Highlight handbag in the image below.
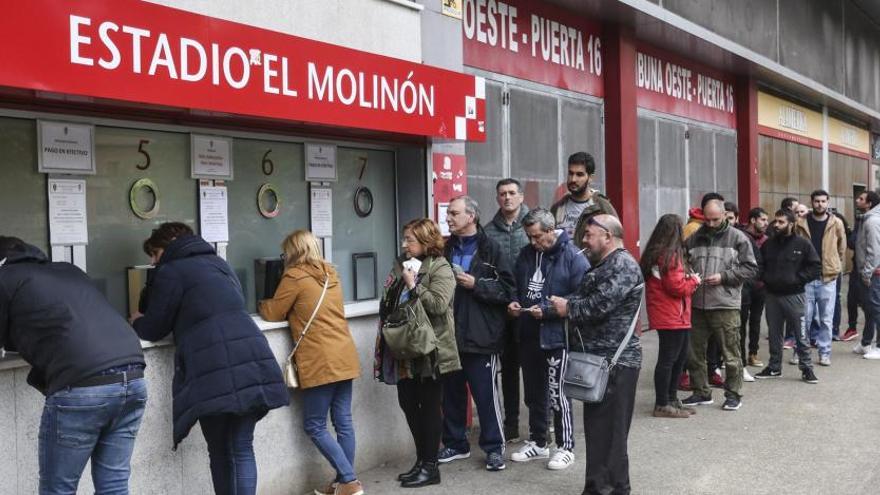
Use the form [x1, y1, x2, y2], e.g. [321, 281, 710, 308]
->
[563, 284, 644, 403]
[380, 259, 438, 360]
[283, 275, 330, 389]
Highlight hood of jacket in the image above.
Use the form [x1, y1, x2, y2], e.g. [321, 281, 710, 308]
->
[0, 240, 48, 265]
[687, 207, 705, 222]
[159, 234, 215, 264]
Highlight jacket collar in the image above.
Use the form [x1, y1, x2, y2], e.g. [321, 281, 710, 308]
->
[491, 204, 529, 231]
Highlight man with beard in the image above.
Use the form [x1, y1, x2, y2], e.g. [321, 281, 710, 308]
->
[508, 208, 587, 471]
[548, 214, 643, 495]
[739, 208, 769, 369]
[484, 178, 530, 442]
[754, 210, 821, 383]
[550, 152, 617, 248]
[682, 200, 758, 411]
[850, 191, 880, 355]
[795, 190, 846, 366]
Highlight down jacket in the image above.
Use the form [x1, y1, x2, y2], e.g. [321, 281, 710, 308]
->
[483, 205, 530, 269]
[685, 221, 758, 310]
[645, 256, 700, 330]
[259, 262, 360, 389]
[133, 235, 288, 446]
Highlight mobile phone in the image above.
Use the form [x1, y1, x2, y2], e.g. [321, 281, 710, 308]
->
[451, 263, 465, 276]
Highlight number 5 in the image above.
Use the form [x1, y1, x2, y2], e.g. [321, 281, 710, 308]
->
[136, 139, 151, 170]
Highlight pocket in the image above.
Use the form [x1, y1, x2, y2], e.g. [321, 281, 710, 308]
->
[55, 402, 109, 448]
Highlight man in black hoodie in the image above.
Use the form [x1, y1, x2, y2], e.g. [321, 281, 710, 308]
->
[0, 236, 146, 493]
[754, 211, 821, 383]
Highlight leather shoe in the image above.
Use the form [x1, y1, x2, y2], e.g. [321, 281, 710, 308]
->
[397, 460, 422, 482]
[400, 461, 440, 488]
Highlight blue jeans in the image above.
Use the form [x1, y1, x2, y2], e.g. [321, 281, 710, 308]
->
[200, 413, 261, 495]
[39, 377, 148, 495]
[302, 380, 357, 483]
[805, 279, 836, 358]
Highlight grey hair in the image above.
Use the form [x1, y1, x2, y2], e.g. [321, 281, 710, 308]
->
[522, 208, 556, 232]
[451, 195, 480, 225]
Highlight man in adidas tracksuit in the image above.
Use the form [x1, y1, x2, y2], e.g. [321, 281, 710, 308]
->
[508, 208, 588, 471]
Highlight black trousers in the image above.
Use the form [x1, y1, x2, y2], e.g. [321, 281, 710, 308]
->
[740, 289, 765, 363]
[520, 340, 575, 450]
[583, 366, 639, 495]
[397, 377, 443, 463]
[653, 330, 689, 407]
[501, 319, 520, 430]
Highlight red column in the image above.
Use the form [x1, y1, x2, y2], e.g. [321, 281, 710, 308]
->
[735, 76, 759, 211]
[603, 25, 639, 253]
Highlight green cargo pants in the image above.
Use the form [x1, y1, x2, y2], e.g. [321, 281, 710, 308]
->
[688, 308, 743, 399]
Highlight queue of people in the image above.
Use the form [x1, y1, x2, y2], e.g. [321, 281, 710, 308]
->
[5, 149, 880, 495]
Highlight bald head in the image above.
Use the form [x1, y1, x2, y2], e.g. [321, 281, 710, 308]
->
[593, 214, 624, 240]
[582, 213, 624, 263]
[703, 199, 725, 229]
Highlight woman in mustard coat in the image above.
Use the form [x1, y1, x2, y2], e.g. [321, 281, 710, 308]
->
[259, 230, 363, 495]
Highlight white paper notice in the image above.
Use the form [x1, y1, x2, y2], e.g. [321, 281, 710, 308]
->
[310, 186, 333, 237]
[305, 143, 337, 182]
[199, 185, 229, 243]
[48, 179, 89, 245]
[38, 121, 95, 174]
[191, 135, 233, 179]
[437, 202, 450, 237]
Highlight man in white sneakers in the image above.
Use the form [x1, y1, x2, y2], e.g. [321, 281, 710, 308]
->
[508, 208, 588, 470]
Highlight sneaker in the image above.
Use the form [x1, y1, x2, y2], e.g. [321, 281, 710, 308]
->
[801, 368, 818, 384]
[754, 367, 781, 379]
[314, 482, 337, 495]
[335, 480, 364, 495]
[438, 447, 471, 464]
[818, 355, 831, 366]
[547, 449, 575, 470]
[789, 354, 799, 365]
[853, 343, 872, 355]
[864, 347, 880, 360]
[842, 328, 859, 341]
[653, 405, 690, 418]
[486, 452, 506, 471]
[742, 368, 755, 382]
[682, 394, 714, 406]
[670, 399, 697, 415]
[709, 371, 724, 388]
[677, 372, 691, 391]
[783, 338, 795, 349]
[504, 424, 520, 443]
[747, 354, 764, 367]
[832, 334, 842, 342]
[722, 397, 742, 411]
[510, 441, 550, 462]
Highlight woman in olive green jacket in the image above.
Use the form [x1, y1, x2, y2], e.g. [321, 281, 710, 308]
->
[374, 218, 460, 488]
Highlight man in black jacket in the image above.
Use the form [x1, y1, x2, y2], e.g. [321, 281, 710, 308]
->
[754, 211, 821, 383]
[0, 236, 147, 493]
[440, 196, 515, 472]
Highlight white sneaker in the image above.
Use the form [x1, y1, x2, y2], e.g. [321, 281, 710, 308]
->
[853, 343, 872, 355]
[510, 441, 550, 462]
[547, 449, 575, 470]
[788, 354, 799, 365]
[742, 368, 755, 382]
[864, 347, 880, 360]
[818, 355, 831, 366]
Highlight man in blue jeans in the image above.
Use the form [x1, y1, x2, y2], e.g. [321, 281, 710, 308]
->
[0, 236, 147, 494]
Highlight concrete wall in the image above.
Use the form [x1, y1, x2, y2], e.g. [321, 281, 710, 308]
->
[0, 316, 414, 495]
[144, 0, 423, 62]
[660, 0, 880, 114]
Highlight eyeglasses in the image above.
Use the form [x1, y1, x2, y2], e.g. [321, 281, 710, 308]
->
[587, 216, 612, 234]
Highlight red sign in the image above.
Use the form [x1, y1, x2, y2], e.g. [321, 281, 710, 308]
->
[432, 152, 467, 204]
[0, 0, 486, 141]
[461, 0, 604, 96]
[635, 45, 737, 128]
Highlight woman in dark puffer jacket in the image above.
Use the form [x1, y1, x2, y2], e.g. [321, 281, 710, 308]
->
[132, 222, 288, 495]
